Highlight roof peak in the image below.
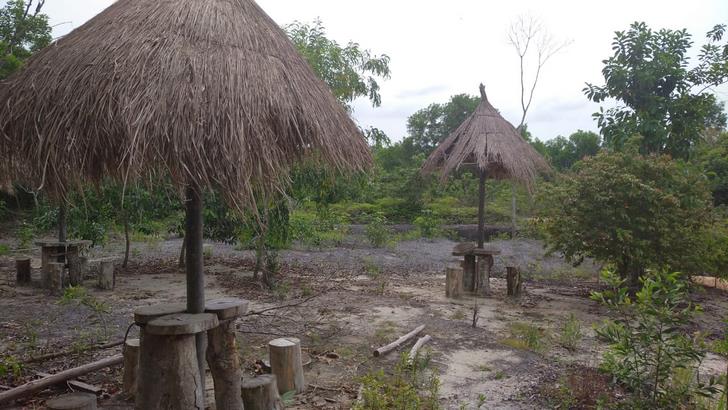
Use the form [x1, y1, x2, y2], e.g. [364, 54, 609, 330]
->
[479, 83, 488, 102]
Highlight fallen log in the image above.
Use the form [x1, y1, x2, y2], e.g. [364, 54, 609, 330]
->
[35, 372, 102, 395]
[407, 335, 432, 364]
[23, 340, 123, 364]
[0, 354, 122, 404]
[373, 325, 425, 357]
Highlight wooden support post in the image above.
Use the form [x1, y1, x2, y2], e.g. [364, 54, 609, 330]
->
[46, 392, 97, 410]
[506, 266, 522, 297]
[68, 254, 87, 286]
[462, 254, 476, 291]
[446, 266, 463, 299]
[123, 338, 140, 398]
[241, 375, 283, 410]
[269, 337, 305, 394]
[15, 258, 31, 285]
[46, 262, 64, 293]
[205, 298, 248, 410]
[135, 313, 218, 410]
[98, 261, 114, 290]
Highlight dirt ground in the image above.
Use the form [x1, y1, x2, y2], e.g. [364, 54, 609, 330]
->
[0, 233, 726, 409]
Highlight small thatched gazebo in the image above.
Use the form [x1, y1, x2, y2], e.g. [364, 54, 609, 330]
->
[422, 84, 549, 248]
[0, 0, 371, 399]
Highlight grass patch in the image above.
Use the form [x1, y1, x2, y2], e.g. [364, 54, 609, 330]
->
[450, 309, 466, 321]
[374, 321, 398, 344]
[558, 314, 583, 351]
[0, 244, 9, 256]
[500, 322, 548, 353]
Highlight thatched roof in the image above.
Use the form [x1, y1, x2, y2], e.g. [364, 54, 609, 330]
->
[421, 84, 549, 188]
[0, 0, 371, 207]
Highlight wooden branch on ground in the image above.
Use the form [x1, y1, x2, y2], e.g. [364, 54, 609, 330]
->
[0, 354, 122, 404]
[243, 293, 322, 317]
[23, 340, 123, 364]
[407, 335, 432, 364]
[373, 325, 425, 357]
[35, 372, 101, 395]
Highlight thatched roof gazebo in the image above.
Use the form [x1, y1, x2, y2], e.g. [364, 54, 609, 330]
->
[422, 84, 549, 248]
[0, 0, 371, 395]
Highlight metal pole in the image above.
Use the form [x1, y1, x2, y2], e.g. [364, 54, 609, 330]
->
[477, 169, 486, 248]
[185, 185, 206, 382]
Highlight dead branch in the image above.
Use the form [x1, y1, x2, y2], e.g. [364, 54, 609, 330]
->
[22, 339, 124, 364]
[373, 325, 425, 357]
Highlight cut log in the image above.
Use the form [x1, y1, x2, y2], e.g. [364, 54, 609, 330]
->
[136, 313, 218, 410]
[269, 337, 305, 394]
[205, 299, 248, 410]
[68, 255, 87, 286]
[408, 335, 432, 364]
[35, 372, 101, 395]
[97, 261, 114, 290]
[46, 262, 65, 293]
[46, 392, 98, 409]
[0, 354, 122, 404]
[373, 325, 425, 357]
[445, 266, 463, 299]
[15, 258, 31, 285]
[122, 338, 140, 398]
[506, 266, 522, 297]
[241, 374, 283, 410]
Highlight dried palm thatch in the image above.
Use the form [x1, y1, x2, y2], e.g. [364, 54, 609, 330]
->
[0, 0, 371, 207]
[421, 84, 549, 189]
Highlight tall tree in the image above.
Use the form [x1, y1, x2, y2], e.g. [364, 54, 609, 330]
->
[0, 0, 51, 79]
[507, 15, 569, 234]
[584, 22, 728, 160]
[285, 19, 391, 110]
[406, 94, 480, 154]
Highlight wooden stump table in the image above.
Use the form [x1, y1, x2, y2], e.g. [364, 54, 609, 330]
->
[452, 243, 500, 295]
[135, 313, 219, 410]
[205, 298, 249, 410]
[36, 240, 91, 288]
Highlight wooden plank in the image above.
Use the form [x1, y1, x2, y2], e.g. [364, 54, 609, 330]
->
[35, 372, 102, 395]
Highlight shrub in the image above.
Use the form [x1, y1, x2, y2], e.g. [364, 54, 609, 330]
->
[365, 213, 391, 248]
[413, 210, 442, 238]
[538, 150, 713, 288]
[558, 314, 583, 351]
[592, 269, 719, 407]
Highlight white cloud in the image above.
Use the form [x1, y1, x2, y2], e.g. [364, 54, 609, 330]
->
[45, 0, 728, 141]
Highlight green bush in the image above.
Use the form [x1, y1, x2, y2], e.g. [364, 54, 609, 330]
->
[365, 213, 391, 248]
[592, 269, 719, 407]
[538, 150, 714, 288]
[289, 208, 347, 248]
[413, 210, 442, 238]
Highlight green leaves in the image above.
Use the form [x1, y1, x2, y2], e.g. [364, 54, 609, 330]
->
[0, 0, 52, 79]
[584, 21, 728, 159]
[285, 19, 390, 110]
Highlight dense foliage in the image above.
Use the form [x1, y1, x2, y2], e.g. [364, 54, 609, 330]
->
[0, 0, 51, 79]
[584, 22, 728, 159]
[538, 148, 715, 287]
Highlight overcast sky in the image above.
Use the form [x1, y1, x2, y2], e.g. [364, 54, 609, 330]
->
[43, 0, 728, 142]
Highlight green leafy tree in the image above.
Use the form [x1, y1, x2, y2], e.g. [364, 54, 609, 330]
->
[693, 131, 728, 206]
[406, 94, 480, 154]
[584, 22, 728, 159]
[540, 130, 601, 170]
[0, 0, 51, 79]
[538, 147, 713, 288]
[285, 19, 390, 109]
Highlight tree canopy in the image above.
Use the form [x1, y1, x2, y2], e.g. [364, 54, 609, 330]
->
[584, 22, 728, 159]
[0, 0, 51, 79]
[406, 94, 480, 155]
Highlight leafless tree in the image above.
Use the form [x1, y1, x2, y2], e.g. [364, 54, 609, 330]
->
[506, 15, 570, 235]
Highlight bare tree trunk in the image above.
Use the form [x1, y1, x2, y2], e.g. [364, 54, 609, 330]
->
[122, 213, 130, 268]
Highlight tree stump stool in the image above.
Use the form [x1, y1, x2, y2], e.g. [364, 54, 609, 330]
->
[15, 257, 31, 285]
[506, 266, 522, 297]
[123, 338, 140, 398]
[68, 254, 87, 286]
[242, 374, 283, 410]
[43, 262, 65, 293]
[135, 313, 219, 410]
[445, 266, 463, 298]
[269, 337, 305, 394]
[204, 298, 249, 410]
[98, 260, 115, 290]
[46, 392, 98, 409]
